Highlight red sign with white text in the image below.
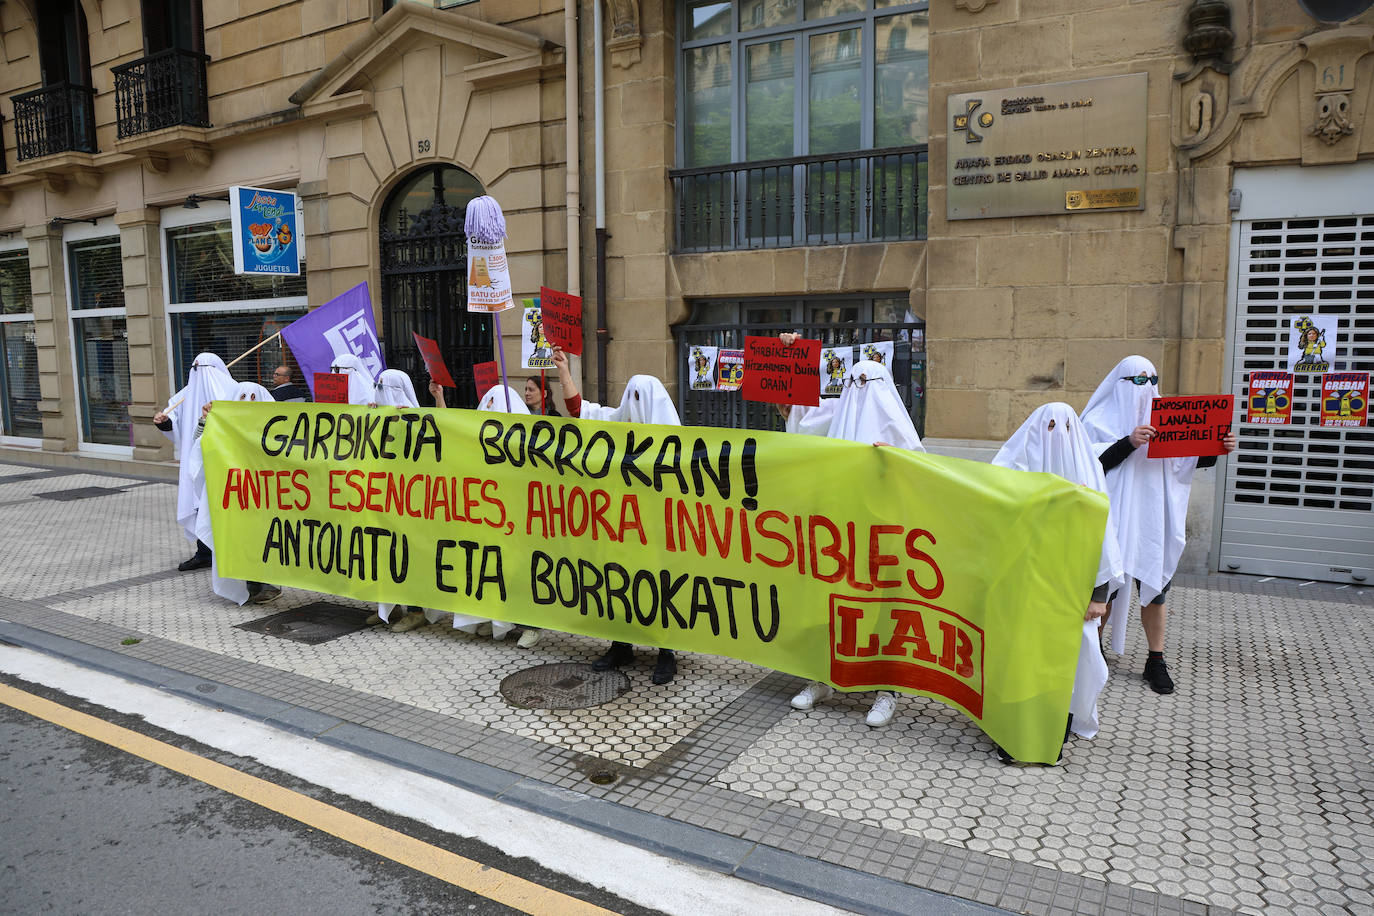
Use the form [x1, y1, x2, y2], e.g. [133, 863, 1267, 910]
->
[539, 286, 584, 355]
[412, 332, 455, 388]
[1147, 395, 1234, 458]
[1320, 372, 1369, 428]
[742, 336, 821, 406]
[313, 372, 349, 404]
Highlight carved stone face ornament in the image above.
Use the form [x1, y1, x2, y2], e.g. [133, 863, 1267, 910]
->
[1312, 92, 1355, 145]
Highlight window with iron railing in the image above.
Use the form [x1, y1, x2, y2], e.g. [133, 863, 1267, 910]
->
[675, 0, 928, 251]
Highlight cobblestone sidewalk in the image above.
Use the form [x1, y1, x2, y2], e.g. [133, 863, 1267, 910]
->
[1, 460, 1370, 916]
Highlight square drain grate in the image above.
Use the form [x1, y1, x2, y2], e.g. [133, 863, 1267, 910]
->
[35, 486, 126, 501]
[235, 602, 370, 645]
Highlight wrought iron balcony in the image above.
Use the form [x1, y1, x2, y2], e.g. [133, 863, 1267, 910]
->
[670, 146, 927, 252]
[10, 82, 97, 161]
[113, 48, 210, 139]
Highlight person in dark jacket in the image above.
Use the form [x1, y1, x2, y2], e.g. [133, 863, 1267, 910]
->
[269, 366, 310, 402]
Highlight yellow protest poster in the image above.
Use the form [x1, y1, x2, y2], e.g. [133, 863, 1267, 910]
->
[202, 403, 1107, 763]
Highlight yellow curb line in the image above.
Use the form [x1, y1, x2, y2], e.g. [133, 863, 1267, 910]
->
[0, 682, 620, 916]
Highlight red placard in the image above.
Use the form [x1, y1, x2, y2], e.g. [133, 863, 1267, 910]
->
[539, 286, 584, 355]
[411, 332, 455, 387]
[314, 372, 350, 405]
[1147, 395, 1234, 458]
[473, 361, 500, 398]
[1319, 372, 1369, 428]
[742, 336, 821, 406]
[1246, 372, 1293, 425]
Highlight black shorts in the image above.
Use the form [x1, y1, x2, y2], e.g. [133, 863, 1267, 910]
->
[1109, 578, 1172, 607]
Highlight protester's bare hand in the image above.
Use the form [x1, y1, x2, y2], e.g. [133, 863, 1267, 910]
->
[1085, 601, 1108, 622]
[200, 403, 213, 419]
[872, 441, 893, 448]
[153, 411, 168, 425]
[551, 346, 568, 371]
[1129, 425, 1156, 448]
[779, 332, 799, 346]
[1221, 430, 1237, 453]
[428, 380, 443, 400]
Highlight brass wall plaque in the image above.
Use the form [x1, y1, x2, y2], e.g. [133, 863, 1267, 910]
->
[946, 73, 1148, 220]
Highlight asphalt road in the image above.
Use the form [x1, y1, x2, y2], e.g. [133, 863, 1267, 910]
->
[0, 675, 659, 916]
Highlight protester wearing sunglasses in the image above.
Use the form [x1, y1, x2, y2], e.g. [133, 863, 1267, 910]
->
[1080, 356, 1236, 696]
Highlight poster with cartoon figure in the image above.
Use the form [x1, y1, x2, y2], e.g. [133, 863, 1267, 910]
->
[689, 346, 719, 391]
[1319, 372, 1369, 428]
[717, 349, 744, 391]
[820, 346, 852, 397]
[860, 340, 895, 367]
[1287, 315, 1338, 373]
[521, 299, 554, 370]
[1245, 372, 1293, 425]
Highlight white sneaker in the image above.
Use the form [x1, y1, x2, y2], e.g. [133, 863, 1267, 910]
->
[866, 693, 897, 727]
[790, 682, 834, 710]
[516, 629, 542, 649]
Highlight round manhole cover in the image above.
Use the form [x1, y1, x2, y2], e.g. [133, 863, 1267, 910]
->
[500, 663, 631, 710]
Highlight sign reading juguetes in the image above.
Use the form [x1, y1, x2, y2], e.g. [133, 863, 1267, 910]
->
[202, 404, 1107, 763]
[230, 186, 301, 276]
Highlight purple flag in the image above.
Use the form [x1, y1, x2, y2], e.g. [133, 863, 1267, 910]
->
[281, 282, 386, 396]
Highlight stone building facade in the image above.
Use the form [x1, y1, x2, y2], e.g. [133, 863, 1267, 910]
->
[0, 0, 1371, 580]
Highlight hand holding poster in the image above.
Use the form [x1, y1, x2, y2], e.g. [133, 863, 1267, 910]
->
[313, 372, 349, 404]
[1147, 395, 1234, 458]
[743, 336, 821, 406]
[539, 287, 584, 355]
[1246, 373, 1293, 425]
[521, 299, 555, 370]
[1320, 373, 1369, 428]
[202, 404, 1107, 763]
[412, 332, 455, 387]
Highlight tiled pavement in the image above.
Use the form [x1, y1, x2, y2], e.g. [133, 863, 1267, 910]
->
[1, 459, 1372, 916]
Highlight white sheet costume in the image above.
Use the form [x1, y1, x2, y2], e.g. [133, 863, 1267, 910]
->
[189, 381, 276, 606]
[1080, 356, 1199, 656]
[162, 353, 238, 545]
[785, 360, 923, 726]
[993, 402, 1124, 739]
[575, 375, 681, 425]
[329, 352, 378, 405]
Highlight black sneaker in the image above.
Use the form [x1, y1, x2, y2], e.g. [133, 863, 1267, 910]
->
[592, 642, 635, 671]
[1143, 657, 1175, 694]
[177, 553, 211, 572]
[651, 649, 677, 685]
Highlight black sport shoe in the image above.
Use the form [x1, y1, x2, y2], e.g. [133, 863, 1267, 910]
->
[1143, 657, 1175, 694]
[651, 649, 677, 685]
[177, 553, 211, 572]
[592, 642, 635, 671]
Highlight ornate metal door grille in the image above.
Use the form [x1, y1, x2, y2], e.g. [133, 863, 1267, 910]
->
[1222, 214, 1374, 582]
[380, 201, 491, 408]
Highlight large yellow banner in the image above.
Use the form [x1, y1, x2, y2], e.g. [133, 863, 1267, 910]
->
[202, 403, 1107, 763]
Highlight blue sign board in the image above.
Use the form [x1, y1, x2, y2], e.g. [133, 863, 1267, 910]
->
[229, 185, 301, 276]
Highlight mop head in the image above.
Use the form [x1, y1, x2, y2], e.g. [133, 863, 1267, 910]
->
[464, 196, 507, 244]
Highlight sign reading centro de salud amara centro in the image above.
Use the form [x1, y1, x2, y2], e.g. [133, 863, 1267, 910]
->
[946, 73, 1148, 220]
[229, 186, 301, 276]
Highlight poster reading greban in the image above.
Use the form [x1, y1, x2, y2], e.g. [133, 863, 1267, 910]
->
[202, 404, 1108, 764]
[229, 186, 301, 276]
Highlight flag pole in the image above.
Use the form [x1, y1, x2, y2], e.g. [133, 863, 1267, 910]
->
[494, 314, 510, 411]
[163, 331, 284, 413]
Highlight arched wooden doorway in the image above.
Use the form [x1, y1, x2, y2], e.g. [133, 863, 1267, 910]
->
[379, 165, 489, 407]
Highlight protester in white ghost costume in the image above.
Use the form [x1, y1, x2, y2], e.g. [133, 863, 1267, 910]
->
[993, 402, 1123, 743]
[189, 381, 281, 606]
[366, 368, 440, 633]
[783, 356, 925, 728]
[551, 348, 681, 684]
[328, 351, 378, 405]
[1079, 356, 1234, 695]
[153, 352, 238, 571]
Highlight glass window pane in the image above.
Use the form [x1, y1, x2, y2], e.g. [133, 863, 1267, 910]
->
[687, 1, 732, 39]
[74, 315, 131, 446]
[684, 44, 733, 166]
[740, 0, 797, 31]
[875, 12, 929, 146]
[808, 29, 862, 153]
[1, 320, 41, 437]
[746, 39, 794, 159]
[0, 251, 33, 315]
[69, 239, 124, 311]
[805, 0, 863, 19]
[168, 222, 307, 304]
[170, 309, 307, 390]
